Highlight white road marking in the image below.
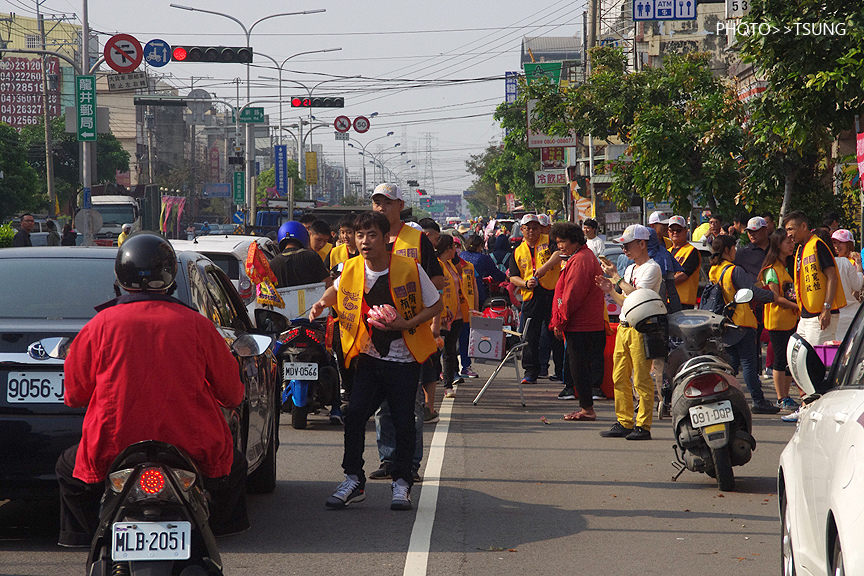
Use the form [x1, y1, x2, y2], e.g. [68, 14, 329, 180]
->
[402, 388, 455, 576]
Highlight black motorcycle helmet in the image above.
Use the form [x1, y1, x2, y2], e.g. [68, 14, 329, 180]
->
[115, 233, 178, 291]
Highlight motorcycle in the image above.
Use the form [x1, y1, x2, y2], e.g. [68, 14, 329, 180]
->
[274, 318, 341, 430]
[666, 289, 757, 492]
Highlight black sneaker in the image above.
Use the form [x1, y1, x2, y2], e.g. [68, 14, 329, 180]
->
[626, 426, 652, 440]
[600, 422, 633, 438]
[592, 388, 606, 400]
[325, 475, 366, 509]
[752, 400, 781, 414]
[413, 469, 422, 483]
[557, 387, 576, 400]
[548, 374, 562, 382]
[369, 462, 392, 480]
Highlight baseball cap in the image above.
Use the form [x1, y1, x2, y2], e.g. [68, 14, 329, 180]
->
[372, 183, 403, 201]
[648, 211, 669, 225]
[617, 224, 650, 244]
[537, 214, 551, 226]
[746, 216, 767, 231]
[668, 215, 687, 229]
[832, 229, 854, 243]
[405, 221, 423, 231]
[520, 214, 540, 226]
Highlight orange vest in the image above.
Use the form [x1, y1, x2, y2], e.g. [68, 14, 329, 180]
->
[710, 262, 758, 329]
[761, 261, 798, 331]
[795, 235, 846, 315]
[391, 223, 422, 262]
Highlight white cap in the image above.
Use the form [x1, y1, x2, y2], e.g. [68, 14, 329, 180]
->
[746, 216, 767, 231]
[405, 221, 423, 231]
[617, 224, 650, 244]
[668, 215, 686, 228]
[537, 214, 551, 226]
[372, 183, 403, 201]
[520, 214, 540, 226]
[648, 211, 669, 225]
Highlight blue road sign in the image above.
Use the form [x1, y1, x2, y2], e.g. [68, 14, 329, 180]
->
[274, 145, 288, 198]
[203, 183, 231, 198]
[233, 211, 244, 224]
[144, 39, 171, 68]
[633, 0, 696, 20]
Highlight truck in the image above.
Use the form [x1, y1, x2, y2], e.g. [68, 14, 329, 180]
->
[89, 185, 161, 245]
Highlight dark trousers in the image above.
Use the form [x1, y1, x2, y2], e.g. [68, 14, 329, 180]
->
[442, 319, 464, 387]
[56, 444, 248, 546]
[343, 354, 421, 486]
[520, 289, 554, 380]
[538, 321, 565, 377]
[565, 330, 606, 410]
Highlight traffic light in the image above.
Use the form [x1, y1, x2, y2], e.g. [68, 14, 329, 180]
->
[290, 96, 345, 108]
[417, 189, 427, 196]
[171, 46, 253, 63]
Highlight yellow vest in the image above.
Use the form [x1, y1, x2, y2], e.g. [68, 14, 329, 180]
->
[439, 259, 462, 321]
[761, 261, 798, 331]
[461, 260, 478, 311]
[671, 243, 700, 306]
[392, 223, 422, 262]
[317, 242, 333, 263]
[662, 236, 673, 250]
[710, 262, 758, 329]
[513, 235, 560, 301]
[336, 254, 436, 367]
[329, 243, 353, 270]
[795, 235, 846, 315]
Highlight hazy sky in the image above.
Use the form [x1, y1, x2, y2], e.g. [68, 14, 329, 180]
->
[3, 0, 587, 196]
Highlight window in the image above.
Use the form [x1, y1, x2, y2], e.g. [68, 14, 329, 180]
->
[25, 35, 39, 49]
[203, 266, 246, 332]
[834, 307, 864, 389]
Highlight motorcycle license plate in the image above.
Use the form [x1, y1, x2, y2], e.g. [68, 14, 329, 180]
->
[283, 362, 318, 381]
[689, 400, 734, 429]
[111, 521, 191, 561]
[6, 372, 65, 403]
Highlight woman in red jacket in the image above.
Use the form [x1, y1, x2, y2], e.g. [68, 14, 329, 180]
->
[549, 222, 606, 421]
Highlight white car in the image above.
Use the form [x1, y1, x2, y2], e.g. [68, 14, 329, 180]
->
[781, 327, 864, 575]
[170, 235, 279, 325]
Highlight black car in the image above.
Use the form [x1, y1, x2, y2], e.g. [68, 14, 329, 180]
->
[0, 246, 279, 500]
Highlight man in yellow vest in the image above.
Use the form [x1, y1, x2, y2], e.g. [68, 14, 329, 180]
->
[309, 220, 334, 263]
[310, 211, 442, 511]
[508, 214, 561, 384]
[785, 210, 845, 346]
[668, 215, 701, 309]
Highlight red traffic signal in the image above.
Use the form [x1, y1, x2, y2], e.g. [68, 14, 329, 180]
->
[172, 46, 253, 63]
[290, 96, 344, 108]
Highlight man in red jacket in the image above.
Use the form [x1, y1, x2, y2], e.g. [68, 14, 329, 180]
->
[549, 222, 606, 422]
[55, 234, 248, 546]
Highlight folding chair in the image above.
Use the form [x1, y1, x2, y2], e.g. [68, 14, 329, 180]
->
[472, 318, 531, 406]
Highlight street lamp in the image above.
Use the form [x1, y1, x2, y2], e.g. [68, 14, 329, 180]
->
[347, 131, 395, 196]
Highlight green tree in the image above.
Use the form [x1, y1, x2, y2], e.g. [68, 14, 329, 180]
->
[0, 122, 39, 221]
[465, 144, 504, 217]
[255, 160, 305, 205]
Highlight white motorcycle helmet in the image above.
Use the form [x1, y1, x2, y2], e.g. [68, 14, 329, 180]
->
[622, 288, 667, 327]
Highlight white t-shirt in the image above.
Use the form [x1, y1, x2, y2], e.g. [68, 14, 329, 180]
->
[835, 257, 863, 309]
[334, 261, 439, 363]
[586, 236, 605, 258]
[619, 258, 662, 324]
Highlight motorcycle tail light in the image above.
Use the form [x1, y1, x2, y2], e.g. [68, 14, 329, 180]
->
[139, 468, 166, 495]
[305, 328, 322, 344]
[278, 328, 300, 345]
[171, 469, 197, 491]
[108, 468, 135, 493]
[684, 373, 729, 398]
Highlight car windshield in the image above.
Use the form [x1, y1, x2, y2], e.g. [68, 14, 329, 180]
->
[201, 253, 240, 279]
[1, 257, 118, 319]
[92, 205, 135, 226]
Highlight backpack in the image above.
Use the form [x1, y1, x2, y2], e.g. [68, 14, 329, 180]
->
[698, 264, 733, 315]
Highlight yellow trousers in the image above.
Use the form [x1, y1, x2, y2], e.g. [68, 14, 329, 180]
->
[612, 325, 654, 430]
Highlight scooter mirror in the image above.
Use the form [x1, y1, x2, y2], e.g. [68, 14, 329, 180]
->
[786, 333, 825, 396]
[38, 337, 74, 360]
[232, 334, 273, 357]
[733, 288, 753, 305]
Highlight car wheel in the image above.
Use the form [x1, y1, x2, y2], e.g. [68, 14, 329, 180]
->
[247, 418, 277, 494]
[710, 446, 735, 491]
[831, 533, 845, 576]
[781, 494, 796, 576]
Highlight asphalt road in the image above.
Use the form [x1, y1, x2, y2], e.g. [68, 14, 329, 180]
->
[0, 359, 793, 576]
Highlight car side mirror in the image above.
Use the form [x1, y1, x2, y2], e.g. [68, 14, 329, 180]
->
[786, 333, 826, 396]
[734, 288, 753, 305]
[232, 334, 273, 357]
[39, 337, 74, 360]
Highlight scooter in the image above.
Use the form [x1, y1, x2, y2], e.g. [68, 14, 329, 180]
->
[667, 289, 757, 492]
[274, 318, 341, 430]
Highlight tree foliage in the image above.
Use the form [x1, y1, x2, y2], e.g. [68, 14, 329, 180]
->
[465, 144, 504, 217]
[488, 100, 549, 210]
[0, 122, 39, 221]
[255, 159, 305, 204]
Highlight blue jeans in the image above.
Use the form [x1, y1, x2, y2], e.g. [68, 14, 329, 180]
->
[344, 355, 421, 485]
[458, 321, 471, 372]
[726, 327, 766, 404]
[375, 370, 424, 472]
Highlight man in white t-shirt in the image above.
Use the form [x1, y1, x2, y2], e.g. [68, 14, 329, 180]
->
[595, 224, 661, 441]
[583, 218, 605, 257]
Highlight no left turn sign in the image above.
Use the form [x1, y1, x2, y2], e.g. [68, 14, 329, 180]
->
[104, 34, 143, 74]
[334, 115, 351, 132]
[353, 116, 370, 133]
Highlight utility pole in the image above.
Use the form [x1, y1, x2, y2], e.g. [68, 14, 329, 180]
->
[37, 11, 56, 217]
[80, 0, 91, 214]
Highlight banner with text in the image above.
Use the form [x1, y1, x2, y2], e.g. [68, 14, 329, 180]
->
[274, 145, 288, 198]
[305, 151, 318, 186]
[534, 169, 567, 188]
[527, 99, 578, 149]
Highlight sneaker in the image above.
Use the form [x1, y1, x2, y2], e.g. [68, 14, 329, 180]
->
[626, 426, 652, 441]
[444, 388, 456, 399]
[325, 474, 366, 509]
[592, 388, 606, 400]
[557, 387, 576, 400]
[413, 470, 422, 483]
[752, 400, 781, 414]
[779, 397, 800, 411]
[423, 406, 440, 424]
[329, 406, 344, 425]
[600, 422, 633, 438]
[538, 370, 549, 379]
[369, 462, 392, 480]
[520, 378, 536, 385]
[460, 368, 479, 379]
[781, 408, 801, 422]
[391, 478, 412, 510]
[548, 374, 562, 382]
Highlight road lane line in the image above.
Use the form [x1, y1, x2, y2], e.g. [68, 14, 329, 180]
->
[402, 388, 455, 576]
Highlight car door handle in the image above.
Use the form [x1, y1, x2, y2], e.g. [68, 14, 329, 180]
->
[833, 412, 850, 424]
[808, 412, 823, 422]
